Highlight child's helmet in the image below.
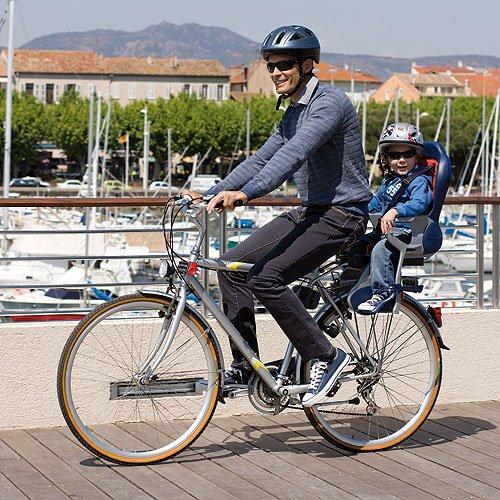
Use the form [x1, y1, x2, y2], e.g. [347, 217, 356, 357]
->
[379, 123, 424, 153]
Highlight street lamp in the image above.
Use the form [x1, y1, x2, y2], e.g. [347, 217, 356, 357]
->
[140, 108, 149, 194]
[416, 109, 429, 132]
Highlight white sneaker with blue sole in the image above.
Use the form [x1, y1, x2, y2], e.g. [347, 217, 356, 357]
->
[302, 349, 351, 407]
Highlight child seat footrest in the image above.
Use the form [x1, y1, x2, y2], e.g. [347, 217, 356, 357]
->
[350, 283, 423, 315]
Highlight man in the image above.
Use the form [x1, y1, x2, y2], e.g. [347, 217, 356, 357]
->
[185, 25, 371, 407]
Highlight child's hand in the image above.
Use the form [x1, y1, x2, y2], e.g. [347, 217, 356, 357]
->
[380, 208, 398, 234]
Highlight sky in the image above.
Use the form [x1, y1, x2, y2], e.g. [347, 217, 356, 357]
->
[1, 0, 499, 58]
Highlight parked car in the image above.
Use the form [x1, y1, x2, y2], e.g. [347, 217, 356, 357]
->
[57, 180, 82, 188]
[102, 180, 124, 191]
[190, 175, 221, 193]
[149, 181, 170, 190]
[10, 177, 49, 188]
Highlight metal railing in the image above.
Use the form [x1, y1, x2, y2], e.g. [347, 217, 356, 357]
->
[0, 195, 498, 320]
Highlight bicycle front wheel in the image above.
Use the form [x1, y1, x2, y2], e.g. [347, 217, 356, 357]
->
[57, 293, 221, 465]
[303, 296, 442, 452]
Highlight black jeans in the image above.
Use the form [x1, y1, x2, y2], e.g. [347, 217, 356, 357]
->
[218, 205, 367, 366]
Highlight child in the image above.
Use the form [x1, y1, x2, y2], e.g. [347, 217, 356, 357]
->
[358, 123, 433, 312]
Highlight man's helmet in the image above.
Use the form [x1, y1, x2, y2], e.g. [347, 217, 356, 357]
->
[379, 123, 424, 153]
[261, 25, 320, 63]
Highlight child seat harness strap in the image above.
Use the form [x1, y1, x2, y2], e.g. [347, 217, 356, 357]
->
[382, 166, 432, 216]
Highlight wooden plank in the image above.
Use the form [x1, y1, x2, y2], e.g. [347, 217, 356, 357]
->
[472, 401, 500, 414]
[432, 405, 500, 447]
[111, 422, 238, 500]
[426, 408, 500, 459]
[469, 403, 500, 424]
[118, 421, 271, 500]
[199, 421, 320, 500]
[341, 410, 500, 496]
[255, 412, 413, 500]
[418, 415, 500, 465]
[0, 432, 69, 499]
[30, 427, 152, 500]
[90, 423, 222, 499]
[0, 429, 106, 499]
[213, 416, 357, 500]
[0, 471, 28, 499]
[267, 413, 447, 500]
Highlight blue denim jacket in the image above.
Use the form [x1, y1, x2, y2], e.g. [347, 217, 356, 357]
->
[368, 168, 433, 217]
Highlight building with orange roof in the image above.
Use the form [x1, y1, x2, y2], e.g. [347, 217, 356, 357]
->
[230, 60, 380, 101]
[0, 49, 230, 106]
[411, 63, 499, 97]
[314, 62, 380, 100]
[371, 73, 466, 103]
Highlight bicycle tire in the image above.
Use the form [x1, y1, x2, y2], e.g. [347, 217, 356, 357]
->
[303, 295, 442, 452]
[57, 293, 221, 465]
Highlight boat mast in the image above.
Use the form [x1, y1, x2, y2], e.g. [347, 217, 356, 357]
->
[2, 0, 14, 198]
[2, 0, 15, 255]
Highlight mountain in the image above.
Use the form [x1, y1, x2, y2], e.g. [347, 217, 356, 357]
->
[21, 22, 500, 79]
[21, 21, 261, 68]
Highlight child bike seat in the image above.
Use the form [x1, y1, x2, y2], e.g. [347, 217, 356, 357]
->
[348, 141, 452, 314]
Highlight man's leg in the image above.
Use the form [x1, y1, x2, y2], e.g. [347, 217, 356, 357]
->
[246, 206, 366, 361]
[217, 209, 302, 372]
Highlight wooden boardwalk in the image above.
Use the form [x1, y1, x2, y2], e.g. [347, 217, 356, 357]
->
[0, 401, 498, 499]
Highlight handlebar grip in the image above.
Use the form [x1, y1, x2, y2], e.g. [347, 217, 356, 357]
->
[214, 199, 244, 209]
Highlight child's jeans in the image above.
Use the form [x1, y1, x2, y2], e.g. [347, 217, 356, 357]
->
[361, 228, 411, 294]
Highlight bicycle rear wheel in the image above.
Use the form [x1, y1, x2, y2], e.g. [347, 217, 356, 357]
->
[303, 296, 441, 452]
[57, 293, 221, 465]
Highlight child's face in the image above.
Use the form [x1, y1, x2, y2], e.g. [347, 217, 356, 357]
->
[386, 146, 418, 176]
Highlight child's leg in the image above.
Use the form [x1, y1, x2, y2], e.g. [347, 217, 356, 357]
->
[370, 237, 399, 293]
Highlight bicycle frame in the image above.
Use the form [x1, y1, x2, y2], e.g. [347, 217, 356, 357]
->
[135, 200, 379, 398]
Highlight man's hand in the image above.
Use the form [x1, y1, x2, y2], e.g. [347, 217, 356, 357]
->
[180, 189, 203, 203]
[380, 208, 398, 235]
[206, 191, 248, 214]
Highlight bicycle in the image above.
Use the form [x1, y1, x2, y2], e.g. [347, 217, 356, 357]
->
[57, 196, 445, 465]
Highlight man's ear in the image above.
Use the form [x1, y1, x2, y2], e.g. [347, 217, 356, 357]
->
[303, 59, 314, 74]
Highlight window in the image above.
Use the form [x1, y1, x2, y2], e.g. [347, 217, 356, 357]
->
[183, 83, 191, 94]
[434, 86, 439, 93]
[54, 84, 60, 102]
[76, 84, 82, 96]
[208, 84, 217, 100]
[165, 83, 171, 99]
[201, 84, 208, 99]
[147, 83, 156, 100]
[223, 83, 229, 100]
[217, 84, 223, 100]
[111, 82, 119, 99]
[39, 83, 46, 103]
[128, 83, 137, 100]
[64, 83, 76, 94]
[25, 83, 34, 95]
[46, 83, 54, 104]
[87, 83, 96, 96]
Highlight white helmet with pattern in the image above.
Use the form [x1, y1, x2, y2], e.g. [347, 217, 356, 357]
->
[379, 122, 424, 153]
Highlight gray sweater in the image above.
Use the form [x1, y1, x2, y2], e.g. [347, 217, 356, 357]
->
[205, 77, 371, 210]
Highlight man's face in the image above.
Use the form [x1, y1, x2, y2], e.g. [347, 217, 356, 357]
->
[267, 54, 306, 95]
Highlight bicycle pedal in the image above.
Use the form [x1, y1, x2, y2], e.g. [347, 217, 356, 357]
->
[223, 385, 248, 399]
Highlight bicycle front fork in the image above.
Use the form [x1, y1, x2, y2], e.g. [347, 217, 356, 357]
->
[134, 285, 188, 384]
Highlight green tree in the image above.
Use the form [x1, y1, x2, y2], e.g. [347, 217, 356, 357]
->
[0, 91, 46, 176]
[46, 90, 92, 169]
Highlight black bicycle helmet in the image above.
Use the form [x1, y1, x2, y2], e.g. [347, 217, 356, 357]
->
[261, 25, 321, 63]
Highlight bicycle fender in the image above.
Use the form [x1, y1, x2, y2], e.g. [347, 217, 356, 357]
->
[403, 294, 450, 350]
[313, 298, 449, 352]
[138, 289, 227, 399]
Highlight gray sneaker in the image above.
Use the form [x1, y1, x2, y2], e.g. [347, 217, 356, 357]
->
[302, 349, 351, 407]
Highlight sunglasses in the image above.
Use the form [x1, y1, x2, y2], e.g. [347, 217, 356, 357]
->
[266, 60, 299, 73]
[387, 150, 417, 160]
